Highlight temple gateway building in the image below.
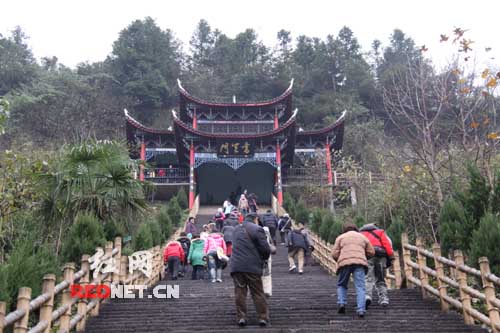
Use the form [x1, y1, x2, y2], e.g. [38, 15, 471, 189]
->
[125, 79, 345, 208]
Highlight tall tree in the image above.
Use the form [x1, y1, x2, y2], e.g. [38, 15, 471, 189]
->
[109, 17, 182, 121]
[0, 27, 38, 95]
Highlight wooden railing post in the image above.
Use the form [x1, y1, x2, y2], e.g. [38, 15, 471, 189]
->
[401, 233, 414, 288]
[393, 251, 402, 289]
[113, 237, 122, 285]
[416, 238, 429, 298]
[60, 263, 75, 331]
[13, 287, 31, 333]
[76, 255, 90, 332]
[454, 250, 474, 325]
[39, 274, 56, 333]
[0, 301, 6, 333]
[103, 241, 113, 303]
[479, 257, 500, 333]
[432, 243, 449, 311]
[120, 255, 128, 284]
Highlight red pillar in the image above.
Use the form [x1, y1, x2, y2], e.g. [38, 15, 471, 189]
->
[189, 143, 195, 209]
[325, 141, 333, 185]
[193, 109, 197, 129]
[139, 141, 145, 181]
[274, 111, 279, 129]
[276, 143, 283, 205]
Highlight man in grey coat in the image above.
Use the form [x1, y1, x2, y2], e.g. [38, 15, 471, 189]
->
[230, 213, 271, 327]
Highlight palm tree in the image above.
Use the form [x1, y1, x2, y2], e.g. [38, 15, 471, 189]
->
[38, 140, 147, 254]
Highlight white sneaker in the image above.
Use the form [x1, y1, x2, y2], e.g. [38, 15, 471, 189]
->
[289, 265, 297, 272]
[216, 278, 222, 283]
[211, 279, 216, 283]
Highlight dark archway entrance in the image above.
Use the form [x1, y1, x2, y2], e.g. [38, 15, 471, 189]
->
[196, 162, 275, 205]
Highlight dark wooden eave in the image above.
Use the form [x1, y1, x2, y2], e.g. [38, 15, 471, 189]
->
[178, 79, 294, 123]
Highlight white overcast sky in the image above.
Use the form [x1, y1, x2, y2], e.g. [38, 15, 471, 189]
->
[1, 0, 498, 70]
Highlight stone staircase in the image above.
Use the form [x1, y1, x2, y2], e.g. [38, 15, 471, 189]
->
[84, 210, 485, 333]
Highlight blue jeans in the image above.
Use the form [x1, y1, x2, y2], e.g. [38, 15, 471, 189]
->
[207, 251, 222, 280]
[337, 265, 366, 314]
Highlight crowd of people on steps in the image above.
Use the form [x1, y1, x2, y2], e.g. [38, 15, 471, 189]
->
[162, 189, 395, 326]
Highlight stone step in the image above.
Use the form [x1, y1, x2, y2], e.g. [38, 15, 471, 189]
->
[84, 213, 486, 333]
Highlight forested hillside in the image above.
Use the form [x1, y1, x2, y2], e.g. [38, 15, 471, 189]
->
[0, 17, 499, 307]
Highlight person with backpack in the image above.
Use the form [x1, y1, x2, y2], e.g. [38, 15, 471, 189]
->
[177, 232, 191, 278]
[163, 240, 185, 280]
[332, 222, 375, 318]
[278, 214, 292, 245]
[214, 208, 226, 232]
[359, 223, 394, 307]
[187, 234, 205, 280]
[261, 210, 278, 245]
[230, 212, 271, 327]
[287, 221, 312, 274]
[203, 229, 227, 283]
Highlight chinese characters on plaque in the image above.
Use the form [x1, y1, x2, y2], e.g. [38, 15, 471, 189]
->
[217, 140, 254, 157]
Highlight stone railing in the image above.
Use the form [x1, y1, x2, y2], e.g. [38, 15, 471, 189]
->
[0, 195, 200, 333]
[402, 233, 500, 332]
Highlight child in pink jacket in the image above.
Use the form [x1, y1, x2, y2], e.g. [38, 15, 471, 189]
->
[204, 232, 227, 283]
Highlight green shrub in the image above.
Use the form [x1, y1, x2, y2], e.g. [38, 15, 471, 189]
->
[353, 215, 366, 228]
[176, 187, 188, 209]
[328, 218, 343, 243]
[62, 214, 106, 263]
[157, 206, 173, 241]
[464, 164, 490, 225]
[148, 220, 163, 246]
[133, 223, 153, 251]
[439, 199, 473, 255]
[319, 213, 334, 242]
[311, 208, 326, 234]
[294, 200, 309, 225]
[470, 213, 500, 275]
[121, 246, 134, 257]
[167, 197, 182, 227]
[283, 192, 295, 217]
[387, 217, 405, 251]
[103, 219, 126, 240]
[0, 241, 58, 309]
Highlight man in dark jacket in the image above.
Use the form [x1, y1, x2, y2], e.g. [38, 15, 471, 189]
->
[230, 213, 271, 327]
[261, 210, 278, 245]
[177, 232, 191, 277]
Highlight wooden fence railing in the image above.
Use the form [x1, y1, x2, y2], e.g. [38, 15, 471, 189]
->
[402, 233, 500, 332]
[0, 195, 200, 333]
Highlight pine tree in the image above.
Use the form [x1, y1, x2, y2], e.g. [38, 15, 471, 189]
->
[470, 213, 500, 275]
[439, 199, 473, 255]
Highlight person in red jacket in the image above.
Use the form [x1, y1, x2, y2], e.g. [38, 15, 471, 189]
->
[163, 241, 185, 280]
[360, 223, 394, 308]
